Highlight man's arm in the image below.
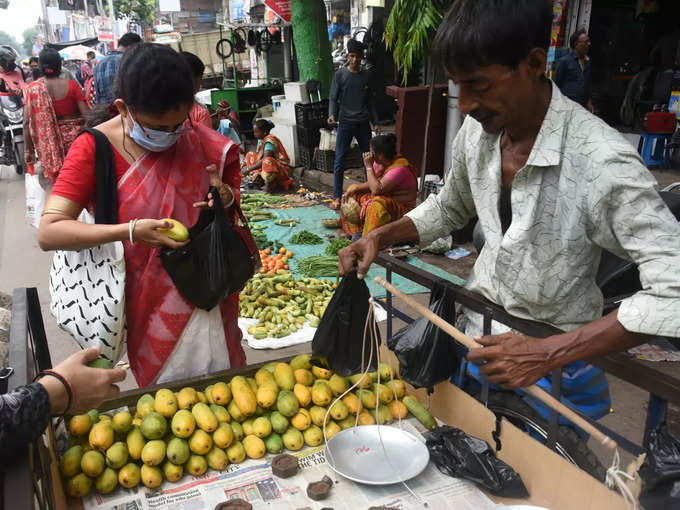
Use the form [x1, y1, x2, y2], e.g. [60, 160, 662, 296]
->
[469, 149, 680, 387]
[552, 58, 566, 89]
[467, 310, 647, 388]
[328, 71, 340, 122]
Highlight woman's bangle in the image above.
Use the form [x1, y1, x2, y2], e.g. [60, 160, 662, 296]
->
[129, 219, 138, 244]
[223, 188, 235, 208]
[35, 369, 73, 416]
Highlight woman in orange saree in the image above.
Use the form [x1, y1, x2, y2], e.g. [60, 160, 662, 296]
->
[38, 44, 246, 386]
[340, 134, 418, 239]
[244, 119, 294, 192]
[24, 48, 87, 181]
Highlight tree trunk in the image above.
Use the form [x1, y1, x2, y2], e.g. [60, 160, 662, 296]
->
[290, 0, 334, 97]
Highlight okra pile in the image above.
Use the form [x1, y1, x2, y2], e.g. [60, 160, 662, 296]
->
[239, 272, 337, 339]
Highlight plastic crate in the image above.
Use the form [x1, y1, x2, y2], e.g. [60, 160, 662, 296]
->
[295, 99, 329, 130]
[299, 146, 316, 169]
[315, 150, 335, 173]
[296, 125, 321, 150]
[314, 147, 363, 173]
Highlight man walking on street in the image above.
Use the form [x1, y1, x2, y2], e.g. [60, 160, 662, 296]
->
[553, 28, 593, 111]
[328, 39, 373, 209]
[94, 33, 141, 105]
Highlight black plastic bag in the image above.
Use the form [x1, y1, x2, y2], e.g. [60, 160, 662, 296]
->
[160, 186, 260, 310]
[387, 280, 466, 388]
[424, 425, 529, 498]
[639, 423, 680, 507]
[311, 271, 378, 376]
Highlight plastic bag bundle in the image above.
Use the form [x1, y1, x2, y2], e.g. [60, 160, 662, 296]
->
[387, 280, 466, 388]
[311, 271, 378, 376]
[640, 423, 680, 506]
[424, 425, 529, 498]
[161, 186, 260, 310]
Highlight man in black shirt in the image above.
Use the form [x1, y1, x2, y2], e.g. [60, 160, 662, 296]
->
[328, 39, 372, 208]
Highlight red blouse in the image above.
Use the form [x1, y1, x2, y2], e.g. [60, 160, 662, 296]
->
[52, 79, 85, 117]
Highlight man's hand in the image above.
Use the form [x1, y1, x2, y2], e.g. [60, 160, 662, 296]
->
[327, 115, 336, 125]
[338, 234, 380, 279]
[586, 99, 594, 113]
[41, 348, 127, 415]
[466, 332, 552, 388]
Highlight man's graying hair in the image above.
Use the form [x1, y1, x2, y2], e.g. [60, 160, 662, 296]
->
[432, 0, 553, 72]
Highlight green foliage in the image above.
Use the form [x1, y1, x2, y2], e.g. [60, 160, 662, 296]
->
[113, 0, 156, 28]
[22, 27, 38, 56]
[384, 0, 452, 84]
[0, 31, 20, 52]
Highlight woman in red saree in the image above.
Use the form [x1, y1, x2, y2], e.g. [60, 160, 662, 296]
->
[38, 44, 246, 387]
[340, 134, 418, 239]
[24, 48, 87, 182]
[243, 119, 294, 192]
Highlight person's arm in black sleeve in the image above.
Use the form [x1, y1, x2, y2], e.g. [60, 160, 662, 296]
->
[552, 58, 566, 89]
[328, 71, 340, 122]
[0, 383, 50, 462]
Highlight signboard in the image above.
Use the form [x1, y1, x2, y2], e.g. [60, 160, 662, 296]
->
[159, 0, 181, 12]
[264, 0, 291, 22]
[97, 17, 114, 43]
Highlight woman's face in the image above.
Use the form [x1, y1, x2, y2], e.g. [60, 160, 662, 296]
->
[253, 125, 265, 140]
[116, 100, 191, 133]
[371, 148, 391, 167]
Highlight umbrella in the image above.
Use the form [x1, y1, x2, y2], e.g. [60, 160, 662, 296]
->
[58, 45, 103, 61]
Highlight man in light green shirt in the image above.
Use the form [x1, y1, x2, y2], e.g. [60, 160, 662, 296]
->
[339, 0, 680, 390]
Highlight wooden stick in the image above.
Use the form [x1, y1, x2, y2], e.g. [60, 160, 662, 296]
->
[374, 276, 617, 450]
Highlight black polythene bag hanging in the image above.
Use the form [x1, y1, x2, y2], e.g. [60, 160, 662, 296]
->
[639, 423, 680, 507]
[424, 425, 529, 499]
[387, 280, 467, 388]
[311, 271, 378, 376]
[160, 186, 261, 311]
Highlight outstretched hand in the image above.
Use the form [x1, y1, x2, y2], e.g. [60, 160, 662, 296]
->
[338, 235, 380, 279]
[41, 348, 127, 414]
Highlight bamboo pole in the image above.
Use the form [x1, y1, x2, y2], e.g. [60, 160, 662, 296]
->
[373, 276, 617, 450]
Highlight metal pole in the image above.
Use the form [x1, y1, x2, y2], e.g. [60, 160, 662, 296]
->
[282, 26, 293, 82]
[40, 0, 52, 43]
[108, 0, 117, 49]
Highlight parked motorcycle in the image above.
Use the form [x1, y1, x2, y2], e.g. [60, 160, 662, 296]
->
[0, 90, 25, 174]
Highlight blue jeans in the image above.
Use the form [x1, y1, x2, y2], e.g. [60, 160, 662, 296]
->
[333, 120, 371, 198]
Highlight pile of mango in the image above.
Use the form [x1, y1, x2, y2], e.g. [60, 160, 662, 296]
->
[239, 273, 336, 339]
[58, 355, 435, 499]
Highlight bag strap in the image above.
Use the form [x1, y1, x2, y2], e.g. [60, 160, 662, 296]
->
[82, 128, 118, 225]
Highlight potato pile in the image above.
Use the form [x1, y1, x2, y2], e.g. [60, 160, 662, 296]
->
[59, 354, 436, 499]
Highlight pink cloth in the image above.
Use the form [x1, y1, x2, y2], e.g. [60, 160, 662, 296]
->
[0, 69, 26, 92]
[376, 161, 417, 191]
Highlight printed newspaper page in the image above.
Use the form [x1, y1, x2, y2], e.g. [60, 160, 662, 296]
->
[82, 420, 497, 510]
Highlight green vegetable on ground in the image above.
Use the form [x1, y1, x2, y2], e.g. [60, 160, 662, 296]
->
[242, 194, 288, 205]
[274, 218, 300, 227]
[325, 238, 351, 256]
[296, 255, 339, 277]
[289, 230, 323, 245]
[402, 396, 437, 430]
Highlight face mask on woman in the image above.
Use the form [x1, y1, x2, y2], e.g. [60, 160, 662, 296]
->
[125, 108, 185, 152]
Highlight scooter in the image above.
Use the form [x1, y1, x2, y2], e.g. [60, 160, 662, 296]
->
[0, 90, 25, 174]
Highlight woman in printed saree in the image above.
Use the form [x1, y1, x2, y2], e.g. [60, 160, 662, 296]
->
[340, 133, 418, 238]
[24, 48, 88, 182]
[37, 43, 246, 387]
[243, 119, 294, 192]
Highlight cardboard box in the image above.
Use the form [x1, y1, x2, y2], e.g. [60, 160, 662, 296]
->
[40, 355, 625, 510]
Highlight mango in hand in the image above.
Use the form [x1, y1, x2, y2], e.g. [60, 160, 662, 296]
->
[157, 219, 189, 242]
